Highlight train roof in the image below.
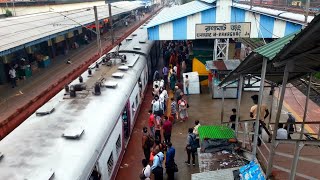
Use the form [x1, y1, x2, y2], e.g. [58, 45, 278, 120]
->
[0, 25, 153, 180]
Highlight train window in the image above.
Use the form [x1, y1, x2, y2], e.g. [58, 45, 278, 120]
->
[131, 103, 135, 116]
[89, 164, 101, 180]
[135, 94, 138, 106]
[116, 135, 121, 156]
[107, 153, 114, 176]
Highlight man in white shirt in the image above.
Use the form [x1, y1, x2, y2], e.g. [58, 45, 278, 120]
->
[184, 75, 190, 96]
[276, 123, 288, 140]
[193, 120, 201, 147]
[152, 95, 163, 116]
[153, 79, 160, 89]
[153, 85, 160, 97]
[9, 67, 17, 88]
[159, 77, 164, 90]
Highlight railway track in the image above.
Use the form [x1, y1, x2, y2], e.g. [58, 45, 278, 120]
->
[291, 77, 320, 107]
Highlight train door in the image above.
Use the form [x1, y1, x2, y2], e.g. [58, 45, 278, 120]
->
[122, 102, 131, 144]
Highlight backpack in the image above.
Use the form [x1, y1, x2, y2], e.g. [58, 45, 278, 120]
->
[147, 135, 155, 147]
[189, 134, 198, 151]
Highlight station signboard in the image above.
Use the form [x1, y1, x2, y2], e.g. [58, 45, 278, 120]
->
[195, 22, 251, 39]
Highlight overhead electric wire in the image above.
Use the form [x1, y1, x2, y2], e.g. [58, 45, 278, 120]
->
[253, 13, 267, 45]
[253, 13, 281, 38]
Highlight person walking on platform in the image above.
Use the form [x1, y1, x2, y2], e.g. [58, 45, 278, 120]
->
[285, 112, 297, 139]
[193, 120, 201, 148]
[153, 84, 160, 97]
[154, 116, 162, 144]
[148, 110, 155, 137]
[140, 159, 151, 180]
[169, 71, 176, 91]
[163, 116, 172, 144]
[176, 63, 181, 81]
[152, 95, 163, 117]
[142, 127, 153, 162]
[165, 142, 176, 180]
[250, 95, 270, 146]
[151, 147, 164, 180]
[170, 97, 177, 124]
[174, 86, 182, 102]
[178, 95, 188, 122]
[162, 66, 169, 86]
[159, 77, 165, 91]
[185, 128, 197, 166]
[9, 67, 17, 88]
[184, 75, 190, 96]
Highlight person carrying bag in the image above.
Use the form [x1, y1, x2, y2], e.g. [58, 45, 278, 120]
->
[151, 148, 164, 180]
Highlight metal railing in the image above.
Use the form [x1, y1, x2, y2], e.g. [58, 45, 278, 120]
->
[222, 119, 320, 179]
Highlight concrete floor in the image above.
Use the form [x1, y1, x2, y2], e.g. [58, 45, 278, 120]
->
[116, 83, 320, 180]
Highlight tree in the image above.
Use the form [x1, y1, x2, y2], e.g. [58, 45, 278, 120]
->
[181, 0, 193, 4]
[5, 9, 13, 17]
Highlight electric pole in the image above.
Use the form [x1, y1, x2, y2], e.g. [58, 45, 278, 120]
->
[108, 2, 114, 45]
[94, 6, 102, 57]
[304, 0, 310, 25]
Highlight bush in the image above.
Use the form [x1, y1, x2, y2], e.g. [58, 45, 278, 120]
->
[5, 9, 13, 17]
[314, 72, 320, 79]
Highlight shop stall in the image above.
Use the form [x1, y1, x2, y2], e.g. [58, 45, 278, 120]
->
[206, 60, 240, 99]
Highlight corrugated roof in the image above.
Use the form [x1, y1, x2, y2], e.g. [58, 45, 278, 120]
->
[254, 33, 296, 59]
[0, 1, 143, 56]
[219, 14, 320, 86]
[146, 1, 214, 28]
[233, 3, 314, 24]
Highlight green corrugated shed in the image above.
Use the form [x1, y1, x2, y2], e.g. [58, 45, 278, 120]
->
[198, 125, 235, 140]
[253, 33, 296, 60]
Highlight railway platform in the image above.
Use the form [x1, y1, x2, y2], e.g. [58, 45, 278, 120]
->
[116, 74, 320, 180]
[0, 8, 160, 139]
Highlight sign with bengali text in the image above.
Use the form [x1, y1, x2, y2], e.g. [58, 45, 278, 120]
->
[195, 22, 251, 39]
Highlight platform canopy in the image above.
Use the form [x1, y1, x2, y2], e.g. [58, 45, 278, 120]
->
[0, 1, 144, 56]
[146, 0, 314, 40]
[219, 14, 320, 87]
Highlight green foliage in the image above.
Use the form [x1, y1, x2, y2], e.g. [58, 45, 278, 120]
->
[314, 72, 320, 79]
[181, 0, 193, 4]
[5, 9, 13, 17]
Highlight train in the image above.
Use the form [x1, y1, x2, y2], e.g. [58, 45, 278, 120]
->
[0, 20, 160, 180]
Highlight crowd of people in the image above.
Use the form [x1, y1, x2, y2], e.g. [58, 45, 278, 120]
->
[140, 40, 201, 180]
